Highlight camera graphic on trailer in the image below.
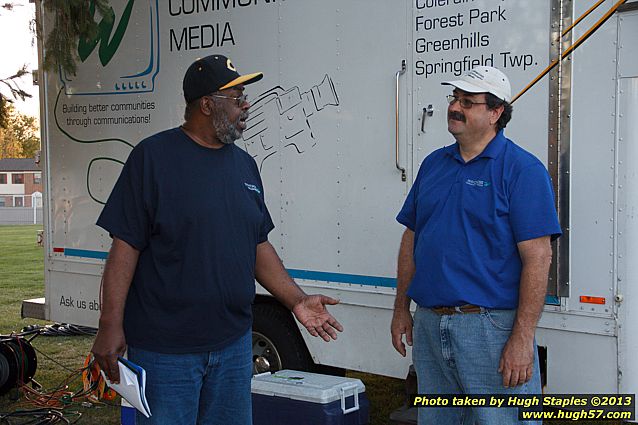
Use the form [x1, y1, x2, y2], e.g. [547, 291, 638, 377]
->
[241, 74, 340, 171]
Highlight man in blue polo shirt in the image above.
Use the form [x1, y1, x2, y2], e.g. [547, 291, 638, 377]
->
[391, 66, 561, 424]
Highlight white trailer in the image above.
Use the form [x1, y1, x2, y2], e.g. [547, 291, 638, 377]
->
[29, 0, 638, 398]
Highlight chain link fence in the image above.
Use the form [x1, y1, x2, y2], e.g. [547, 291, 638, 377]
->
[0, 193, 43, 224]
[0, 206, 43, 225]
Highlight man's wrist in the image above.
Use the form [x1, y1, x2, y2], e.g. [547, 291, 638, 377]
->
[98, 315, 124, 329]
[289, 287, 308, 310]
[510, 326, 535, 341]
[393, 298, 411, 312]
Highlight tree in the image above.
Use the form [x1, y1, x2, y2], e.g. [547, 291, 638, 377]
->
[41, 0, 110, 75]
[0, 104, 40, 159]
[1, 1, 110, 128]
[0, 66, 32, 129]
[1, 3, 33, 129]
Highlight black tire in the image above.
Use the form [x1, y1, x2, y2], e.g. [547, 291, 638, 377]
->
[252, 303, 314, 373]
[5, 339, 37, 384]
[0, 342, 18, 396]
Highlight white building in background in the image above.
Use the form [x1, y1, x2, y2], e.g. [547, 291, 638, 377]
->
[0, 158, 42, 207]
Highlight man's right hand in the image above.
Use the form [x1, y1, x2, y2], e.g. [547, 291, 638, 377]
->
[391, 308, 413, 357]
[91, 323, 127, 383]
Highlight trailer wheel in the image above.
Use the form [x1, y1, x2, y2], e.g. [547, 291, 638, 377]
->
[252, 303, 314, 374]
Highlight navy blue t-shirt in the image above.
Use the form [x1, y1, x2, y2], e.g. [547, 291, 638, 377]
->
[97, 127, 274, 353]
[397, 131, 562, 309]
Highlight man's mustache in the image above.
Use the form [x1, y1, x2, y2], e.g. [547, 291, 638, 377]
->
[448, 111, 465, 122]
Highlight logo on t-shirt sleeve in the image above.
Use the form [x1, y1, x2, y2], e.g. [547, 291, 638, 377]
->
[244, 183, 262, 194]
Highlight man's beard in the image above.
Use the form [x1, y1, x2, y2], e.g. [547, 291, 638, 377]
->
[213, 110, 249, 145]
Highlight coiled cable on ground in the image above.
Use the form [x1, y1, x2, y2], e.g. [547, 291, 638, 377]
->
[15, 324, 97, 338]
[0, 407, 80, 424]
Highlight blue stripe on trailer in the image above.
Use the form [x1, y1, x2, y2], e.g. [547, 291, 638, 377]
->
[59, 250, 397, 287]
[63, 248, 108, 260]
[287, 269, 397, 288]
[59, 250, 560, 304]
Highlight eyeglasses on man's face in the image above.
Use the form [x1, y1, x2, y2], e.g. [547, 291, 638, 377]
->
[446, 94, 487, 109]
[209, 93, 248, 107]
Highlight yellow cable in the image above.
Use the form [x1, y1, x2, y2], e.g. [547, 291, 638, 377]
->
[560, 0, 606, 39]
[512, 0, 627, 103]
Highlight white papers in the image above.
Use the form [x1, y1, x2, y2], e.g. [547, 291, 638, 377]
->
[101, 357, 152, 418]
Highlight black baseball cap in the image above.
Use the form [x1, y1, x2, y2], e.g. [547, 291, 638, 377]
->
[183, 55, 263, 103]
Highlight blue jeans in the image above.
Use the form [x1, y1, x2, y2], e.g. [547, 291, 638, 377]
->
[413, 306, 541, 425]
[127, 329, 252, 425]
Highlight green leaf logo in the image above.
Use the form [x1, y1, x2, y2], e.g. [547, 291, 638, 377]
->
[78, 0, 135, 66]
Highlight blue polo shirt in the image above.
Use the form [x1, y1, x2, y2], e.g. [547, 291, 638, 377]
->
[396, 130, 561, 309]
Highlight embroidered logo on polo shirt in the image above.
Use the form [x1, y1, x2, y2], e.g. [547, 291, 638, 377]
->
[244, 183, 261, 194]
[465, 179, 491, 187]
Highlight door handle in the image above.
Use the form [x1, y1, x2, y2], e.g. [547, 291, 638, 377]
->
[421, 104, 434, 133]
[395, 60, 406, 182]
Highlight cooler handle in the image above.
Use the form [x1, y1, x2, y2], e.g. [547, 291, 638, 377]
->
[340, 383, 360, 414]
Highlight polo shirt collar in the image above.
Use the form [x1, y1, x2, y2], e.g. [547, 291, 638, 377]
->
[444, 130, 507, 163]
[479, 130, 507, 159]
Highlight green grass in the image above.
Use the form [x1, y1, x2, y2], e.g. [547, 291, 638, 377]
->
[0, 225, 120, 424]
[349, 371, 406, 425]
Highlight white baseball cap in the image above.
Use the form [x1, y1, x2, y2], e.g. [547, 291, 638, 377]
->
[441, 66, 511, 103]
